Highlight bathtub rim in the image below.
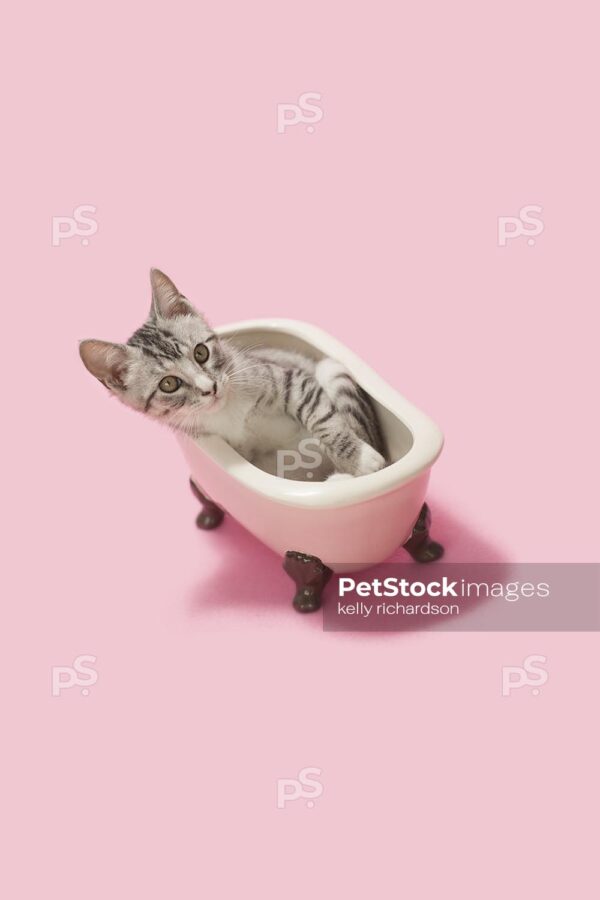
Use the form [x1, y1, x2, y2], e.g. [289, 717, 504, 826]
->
[177, 318, 443, 510]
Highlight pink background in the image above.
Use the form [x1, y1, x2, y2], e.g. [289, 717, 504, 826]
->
[3, 2, 598, 897]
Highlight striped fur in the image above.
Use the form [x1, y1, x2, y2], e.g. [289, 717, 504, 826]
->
[80, 270, 387, 480]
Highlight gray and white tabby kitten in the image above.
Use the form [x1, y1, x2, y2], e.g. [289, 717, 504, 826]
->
[80, 269, 386, 481]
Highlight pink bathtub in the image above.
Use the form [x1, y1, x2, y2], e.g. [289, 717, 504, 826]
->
[178, 319, 444, 612]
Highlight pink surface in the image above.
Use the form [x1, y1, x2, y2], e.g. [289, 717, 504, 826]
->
[3, 2, 598, 898]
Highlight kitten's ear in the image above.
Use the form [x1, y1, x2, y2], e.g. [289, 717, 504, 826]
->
[79, 340, 130, 392]
[150, 268, 197, 319]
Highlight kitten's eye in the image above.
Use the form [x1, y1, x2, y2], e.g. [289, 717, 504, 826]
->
[159, 376, 182, 393]
[194, 343, 210, 364]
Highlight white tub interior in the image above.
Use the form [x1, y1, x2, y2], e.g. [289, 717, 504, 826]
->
[226, 327, 414, 466]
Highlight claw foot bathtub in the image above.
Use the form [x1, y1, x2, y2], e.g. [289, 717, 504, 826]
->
[178, 319, 444, 613]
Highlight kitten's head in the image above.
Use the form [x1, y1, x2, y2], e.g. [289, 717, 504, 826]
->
[80, 269, 233, 433]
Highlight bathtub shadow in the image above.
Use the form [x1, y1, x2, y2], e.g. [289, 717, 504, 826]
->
[187, 500, 508, 632]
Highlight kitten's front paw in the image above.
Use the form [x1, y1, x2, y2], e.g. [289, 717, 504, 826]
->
[326, 472, 354, 482]
[356, 443, 386, 476]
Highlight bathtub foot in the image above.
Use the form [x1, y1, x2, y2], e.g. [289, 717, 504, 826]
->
[403, 503, 444, 562]
[284, 551, 333, 613]
[189, 478, 225, 530]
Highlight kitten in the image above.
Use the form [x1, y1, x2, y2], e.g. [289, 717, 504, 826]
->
[79, 269, 387, 481]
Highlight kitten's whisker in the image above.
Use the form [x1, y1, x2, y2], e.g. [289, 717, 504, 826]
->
[229, 365, 268, 377]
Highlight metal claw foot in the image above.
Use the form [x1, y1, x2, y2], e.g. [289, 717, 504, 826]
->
[283, 551, 333, 613]
[403, 503, 444, 562]
[189, 478, 225, 530]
